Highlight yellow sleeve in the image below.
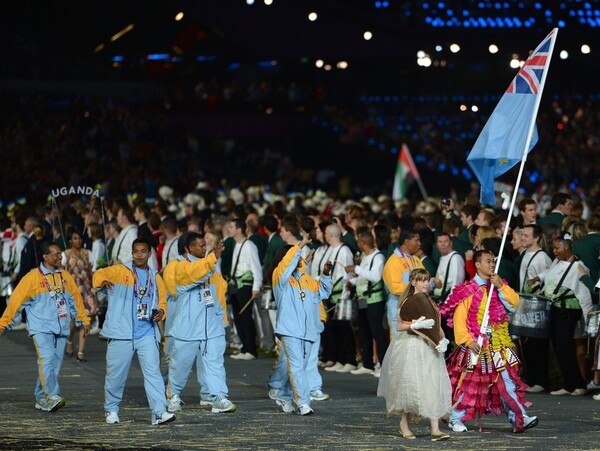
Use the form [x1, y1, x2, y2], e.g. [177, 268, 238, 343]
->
[499, 284, 520, 309]
[319, 301, 327, 323]
[272, 245, 300, 287]
[176, 254, 217, 285]
[92, 266, 119, 288]
[0, 271, 35, 329]
[382, 255, 425, 295]
[211, 272, 229, 326]
[155, 275, 168, 312]
[63, 271, 91, 325]
[453, 297, 475, 346]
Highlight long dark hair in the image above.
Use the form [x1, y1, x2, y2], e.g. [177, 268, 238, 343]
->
[266, 245, 293, 286]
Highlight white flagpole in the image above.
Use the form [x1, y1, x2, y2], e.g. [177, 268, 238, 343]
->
[471, 29, 559, 365]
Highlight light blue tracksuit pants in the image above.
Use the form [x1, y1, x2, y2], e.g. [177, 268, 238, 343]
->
[168, 336, 228, 401]
[386, 299, 398, 338]
[105, 335, 167, 416]
[269, 334, 323, 393]
[278, 336, 312, 407]
[32, 333, 67, 401]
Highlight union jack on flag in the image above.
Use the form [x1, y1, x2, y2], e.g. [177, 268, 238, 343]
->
[506, 29, 555, 95]
[467, 28, 558, 206]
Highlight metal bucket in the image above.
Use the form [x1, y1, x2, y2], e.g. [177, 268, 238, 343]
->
[509, 293, 551, 339]
[0, 274, 13, 297]
[260, 288, 276, 310]
[333, 298, 356, 321]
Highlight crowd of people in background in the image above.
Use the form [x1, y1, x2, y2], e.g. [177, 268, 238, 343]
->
[1, 185, 600, 432]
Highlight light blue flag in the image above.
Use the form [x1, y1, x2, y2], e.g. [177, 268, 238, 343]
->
[467, 29, 555, 206]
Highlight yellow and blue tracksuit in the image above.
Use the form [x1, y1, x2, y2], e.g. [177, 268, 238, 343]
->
[271, 245, 332, 407]
[0, 264, 90, 403]
[166, 253, 231, 402]
[382, 249, 426, 336]
[160, 256, 182, 383]
[92, 263, 168, 419]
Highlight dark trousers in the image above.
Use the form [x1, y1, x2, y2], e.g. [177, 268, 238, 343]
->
[328, 319, 356, 365]
[550, 305, 585, 392]
[522, 337, 549, 388]
[357, 301, 388, 370]
[230, 286, 257, 357]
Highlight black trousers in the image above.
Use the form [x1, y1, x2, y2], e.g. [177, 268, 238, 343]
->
[550, 305, 585, 392]
[329, 319, 356, 365]
[522, 337, 549, 388]
[357, 301, 388, 370]
[230, 286, 257, 357]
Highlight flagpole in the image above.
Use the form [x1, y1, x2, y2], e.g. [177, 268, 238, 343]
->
[402, 143, 429, 200]
[472, 28, 559, 364]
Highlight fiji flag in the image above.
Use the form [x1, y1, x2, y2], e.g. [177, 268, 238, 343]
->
[467, 29, 558, 206]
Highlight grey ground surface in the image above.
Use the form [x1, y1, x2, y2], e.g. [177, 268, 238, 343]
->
[1, 330, 599, 450]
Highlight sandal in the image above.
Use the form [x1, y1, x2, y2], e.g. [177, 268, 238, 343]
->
[77, 352, 87, 362]
[65, 341, 74, 358]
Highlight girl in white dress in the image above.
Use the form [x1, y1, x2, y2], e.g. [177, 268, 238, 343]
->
[377, 268, 451, 441]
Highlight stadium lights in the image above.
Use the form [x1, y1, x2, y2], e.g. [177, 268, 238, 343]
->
[246, 0, 255, 4]
[175, 12, 184, 21]
[110, 24, 135, 42]
[460, 104, 467, 111]
[581, 44, 591, 54]
[449, 43, 460, 53]
[471, 105, 479, 112]
[315, 59, 324, 68]
[509, 57, 520, 69]
[489, 44, 499, 54]
[324, 64, 332, 71]
[336, 61, 348, 69]
[264, 0, 273, 5]
[308, 12, 318, 21]
[363, 31, 373, 40]
[560, 50, 568, 59]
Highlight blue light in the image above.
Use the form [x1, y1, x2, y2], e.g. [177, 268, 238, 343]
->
[438, 162, 447, 171]
[375, 1, 381, 8]
[495, 2, 501, 9]
[545, 10, 552, 17]
[378, 143, 386, 150]
[462, 168, 473, 180]
[390, 146, 398, 155]
[147, 53, 170, 61]
[463, 9, 470, 16]
[425, 16, 432, 23]
[196, 55, 217, 62]
[112, 56, 124, 62]
[229, 62, 241, 70]
[447, 9, 454, 16]
[423, 3, 430, 9]
[438, 2, 445, 8]
[383, 1, 389, 6]
[534, 2, 542, 9]
[452, 167, 459, 176]
[584, 2, 591, 9]
[415, 155, 426, 163]
[257, 60, 277, 67]
[478, 2, 485, 8]
[368, 138, 376, 145]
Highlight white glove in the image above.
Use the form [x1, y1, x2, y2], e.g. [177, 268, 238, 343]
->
[410, 317, 434, 330]
[435, 338, 449, 353]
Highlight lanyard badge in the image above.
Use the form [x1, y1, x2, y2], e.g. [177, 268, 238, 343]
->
[200, 284, 215, 307]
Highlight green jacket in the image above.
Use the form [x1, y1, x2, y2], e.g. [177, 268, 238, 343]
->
[538, 211, 564, 227]
[573, 233, 600, 282]
[262, 233, 284, 279]
[249, 233, 268, 265]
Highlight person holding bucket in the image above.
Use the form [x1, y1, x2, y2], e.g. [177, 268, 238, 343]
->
[527, 231, 594, 397]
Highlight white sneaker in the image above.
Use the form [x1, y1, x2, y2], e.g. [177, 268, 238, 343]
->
[587, 381, 600, 390]
[35, 398, 50, 412]
[167, 394, 183, 412]
[211, 397, 236, 413]
[593, 393, 600, 401]
[350, 366, 374, 375]
[310, 390, 330, 401]
[525, 384, 545, 393]
[11, 322, 27, 331]
[321, 360, 335, 368]
[268, 388, 281, 400]
[238, 352, 256, 360]
[571, 388, 587, 396]
[47, 395, 65, 412]
[230, 352, 243, 359]
[152, 411, 176, 425]
[105, 411, 120, 424]
[335, 363, 357, 373]
[296, 404, 314, 416]
[276, 398, 294, 413]
[449, 420, 468, 432]
[324, 362, 344, 372]
[523, 415, 538, 430]
[373, 369, 381, 378]
[550, 388, 571, 396]
[200, 394, 215, 406]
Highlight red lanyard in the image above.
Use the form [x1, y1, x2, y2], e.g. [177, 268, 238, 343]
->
[38, 268, 65, 296]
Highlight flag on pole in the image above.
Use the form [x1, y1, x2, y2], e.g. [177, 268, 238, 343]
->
[467, 29, 557, 206]
[392, 144, 421, 201]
